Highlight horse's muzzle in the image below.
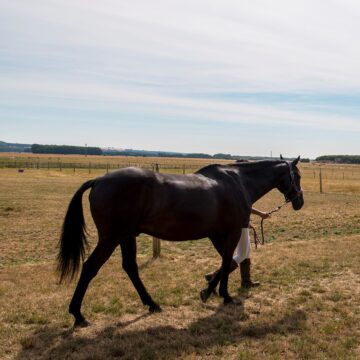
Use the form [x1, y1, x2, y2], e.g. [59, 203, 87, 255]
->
[291, 191, 304, 210]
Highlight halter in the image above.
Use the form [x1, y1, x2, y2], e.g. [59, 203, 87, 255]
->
[252, 161, 303, 248]
[283, 161, 303, 202]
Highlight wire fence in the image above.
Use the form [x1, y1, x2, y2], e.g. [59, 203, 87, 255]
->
[0, 160, 202, 174]
[1, 160, 360, 193]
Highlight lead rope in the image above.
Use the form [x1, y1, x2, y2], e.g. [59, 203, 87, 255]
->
[252, 200, 290, 248]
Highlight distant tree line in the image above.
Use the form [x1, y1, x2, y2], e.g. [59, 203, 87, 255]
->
[32, 144, 103, 155]
[103, 149, 255, 160]
[316, 155, 360, 164]
[102, 149, 214, 158]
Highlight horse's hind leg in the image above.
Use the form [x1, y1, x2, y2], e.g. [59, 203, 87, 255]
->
[69, 239, 118, 327]
[120, 237, 161, 313]
[200, 236, 224, 303]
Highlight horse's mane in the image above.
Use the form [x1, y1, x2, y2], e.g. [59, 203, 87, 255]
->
[229, 160, 284, 168]
[197, 160, 284, 175]
[230, 160, 301, 176]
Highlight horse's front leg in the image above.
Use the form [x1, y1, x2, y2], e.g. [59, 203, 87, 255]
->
[218, 235, 239, 304]
[200, 234, 238, 303]
[218, 253, 234, 304]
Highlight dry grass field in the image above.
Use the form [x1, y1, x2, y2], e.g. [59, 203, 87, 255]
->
[1, 155, 360, 359]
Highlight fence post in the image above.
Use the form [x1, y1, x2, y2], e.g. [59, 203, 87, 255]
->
[153, 163, 161, 258]
[319, 167, 323, 193]
[89, 162, 91, 174]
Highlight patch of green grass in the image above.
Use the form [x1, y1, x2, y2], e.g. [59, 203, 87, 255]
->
[310, 283, 327, 294]
[341, 336, 358, 350]
[325, 291, 343, 302]
[321, 321, 338, 335]
[24, 314, 49, 325]
[298, 289, 312, 296]
[104, 302, 123, 316]
[5, 312, 49, 325]
[238, 350, 252, 360]
[91, 303, 107, 314]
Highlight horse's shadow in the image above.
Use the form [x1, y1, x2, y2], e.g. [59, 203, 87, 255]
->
[16, 299, 306, 359]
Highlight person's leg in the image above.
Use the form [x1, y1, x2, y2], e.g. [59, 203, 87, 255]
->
[238, 228, 260, 288]
[233, 227, 250, 264]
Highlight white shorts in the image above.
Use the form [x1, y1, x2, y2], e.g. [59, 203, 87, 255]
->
[232, 228, 250, 265]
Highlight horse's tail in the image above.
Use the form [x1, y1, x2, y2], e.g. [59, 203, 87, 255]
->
[57, 179, 96, 283]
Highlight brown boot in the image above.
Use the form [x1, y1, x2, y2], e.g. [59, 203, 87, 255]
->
[205, 259, 239, 284]
[240, 258, 260, 288]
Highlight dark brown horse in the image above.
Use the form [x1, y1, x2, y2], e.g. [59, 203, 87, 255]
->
[57, 158, 303, 327]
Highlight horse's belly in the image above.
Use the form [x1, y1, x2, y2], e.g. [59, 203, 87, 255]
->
[140, 211, 216, 241]
[139, 185, 220, 240]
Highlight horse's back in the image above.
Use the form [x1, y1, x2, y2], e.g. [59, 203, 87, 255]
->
[90, 167, 220, 200]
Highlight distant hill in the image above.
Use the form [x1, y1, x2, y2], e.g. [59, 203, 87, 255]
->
[0, 141, 31, 152]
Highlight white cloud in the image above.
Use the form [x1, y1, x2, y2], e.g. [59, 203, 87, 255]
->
[2, 0, 360, 92]
[1, 76, 360, 132]
[1, 0, 360, 156]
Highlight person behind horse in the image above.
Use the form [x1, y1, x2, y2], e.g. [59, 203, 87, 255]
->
[205, 208, 270, 288]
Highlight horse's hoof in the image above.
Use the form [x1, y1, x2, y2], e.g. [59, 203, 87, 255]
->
[74, 319, 91, 328]
[200, 289, 210, 303]
[223, 296, 234, 305]
[149, 303, 162, 313]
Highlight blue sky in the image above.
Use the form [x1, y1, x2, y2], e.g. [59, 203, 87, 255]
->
[1, 0, 360, 158]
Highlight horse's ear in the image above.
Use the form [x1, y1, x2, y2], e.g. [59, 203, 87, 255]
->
[292, 155, 300, 166]
[280, 154, 284, 160]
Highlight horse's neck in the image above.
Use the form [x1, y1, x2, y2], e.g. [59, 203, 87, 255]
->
[242, 163, 284, 204]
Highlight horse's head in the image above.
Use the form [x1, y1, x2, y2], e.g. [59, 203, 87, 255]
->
[277, 156, 304, 210]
